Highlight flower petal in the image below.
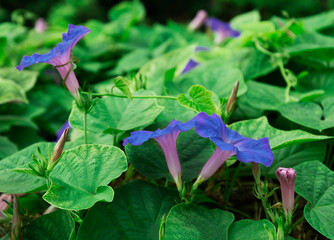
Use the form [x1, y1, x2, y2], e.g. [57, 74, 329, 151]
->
[16, 24, 90, 71]
[234, 137, 274, 167]
[122, 130, 153, 146]
[181, 59, 199, 74]
[123, 119, 196, 146]
[205, 17, 240, 37]
[16, 50, 56, 71]
[55, 24, 90, 60]
[194, 112, 273, 167]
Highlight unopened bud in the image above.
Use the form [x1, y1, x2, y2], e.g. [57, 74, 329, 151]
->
[43, 205, 57, 215]
[34, 18, 48, 33]
[53, 128, 69, 162]
[226, 80, 239, 114]
[188, 10, 208, 31]
[276, 167, 296, 213]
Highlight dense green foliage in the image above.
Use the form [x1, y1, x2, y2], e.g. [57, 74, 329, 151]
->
[1, 1, 334, 239]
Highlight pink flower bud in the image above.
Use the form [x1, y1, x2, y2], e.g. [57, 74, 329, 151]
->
[189, 10, 208, 30]
[276, 167, 296, 213]
[35, 18, 48, 33]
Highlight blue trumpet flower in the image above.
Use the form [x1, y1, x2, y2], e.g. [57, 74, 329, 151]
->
[17, 24, 90, 97]
[123, 120, 195, 191]
[205, 17, 240, 43]
[193, 112, 273, 185]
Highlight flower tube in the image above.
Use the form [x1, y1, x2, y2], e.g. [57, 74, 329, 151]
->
[123, 120, 195, 191]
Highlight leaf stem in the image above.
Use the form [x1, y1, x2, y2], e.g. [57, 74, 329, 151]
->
[86, 92, 177, 100]
[277, 60, 292, 102]
[84, 112, 88, 144]
[224, 162, 242, 206]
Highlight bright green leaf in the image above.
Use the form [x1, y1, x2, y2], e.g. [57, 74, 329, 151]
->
[157, 98, 196, 123]
[164, 204, 234, 240]
[0, 136, 18, 159]
[0, 78, 27, 104]
[0, 115, 38, 133]
[77, 181, 179, 240]
[0, 67, 38, 91]
[43, 144, 127, 210]
[230, 10, 261, 31]
[262, 142, 326, 177]
[301, 10, 334, 31]
[137, 45, 195, 94]
[278, 98, 334, 131]
[169, 61, 246, 99]
[69, 90, 164, 133]
[113, 76, 132, 100]
[296, 70, 334, 99]
[23, 210, 75, 240]
[0, 142, 52, 193]
[177, 85, 220, 115]
[229, 116, 330, 150]
[108, 0, 145, 23]
[295, 161, 334, 239]
[228, 219, 276, 240]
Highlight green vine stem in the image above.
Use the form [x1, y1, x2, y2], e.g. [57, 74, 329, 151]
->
[84, 111, 88, 144]
[87, 92, 178, 100]
[254, 40, 292, 102]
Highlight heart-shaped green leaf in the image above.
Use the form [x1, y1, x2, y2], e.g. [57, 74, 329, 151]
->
[295, 160, 334, 239]
[229, 116, 330, 150]
[0, 136, 17, 159]
[69, 90, 164, 133]
[77, 180, 179, 240]
[262, 142, 326, 176]
[169, 61, 246, 99]
[228, 219, 276, 240]
[23, 210, 75, 240]
[177, 85, 220, 115]
[43, 144, 127, 210]
[0, 78, 27, 105]
[164, 204, 234, 240]
[0, 142, 52, 193]
[278, 98, 334, 131]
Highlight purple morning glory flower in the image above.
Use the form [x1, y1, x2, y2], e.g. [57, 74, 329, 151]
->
[205, 17, 240, 43]
[16, 24, 90, 97]
[123, 119, 196, 191]
[193, 112, 273, 185]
